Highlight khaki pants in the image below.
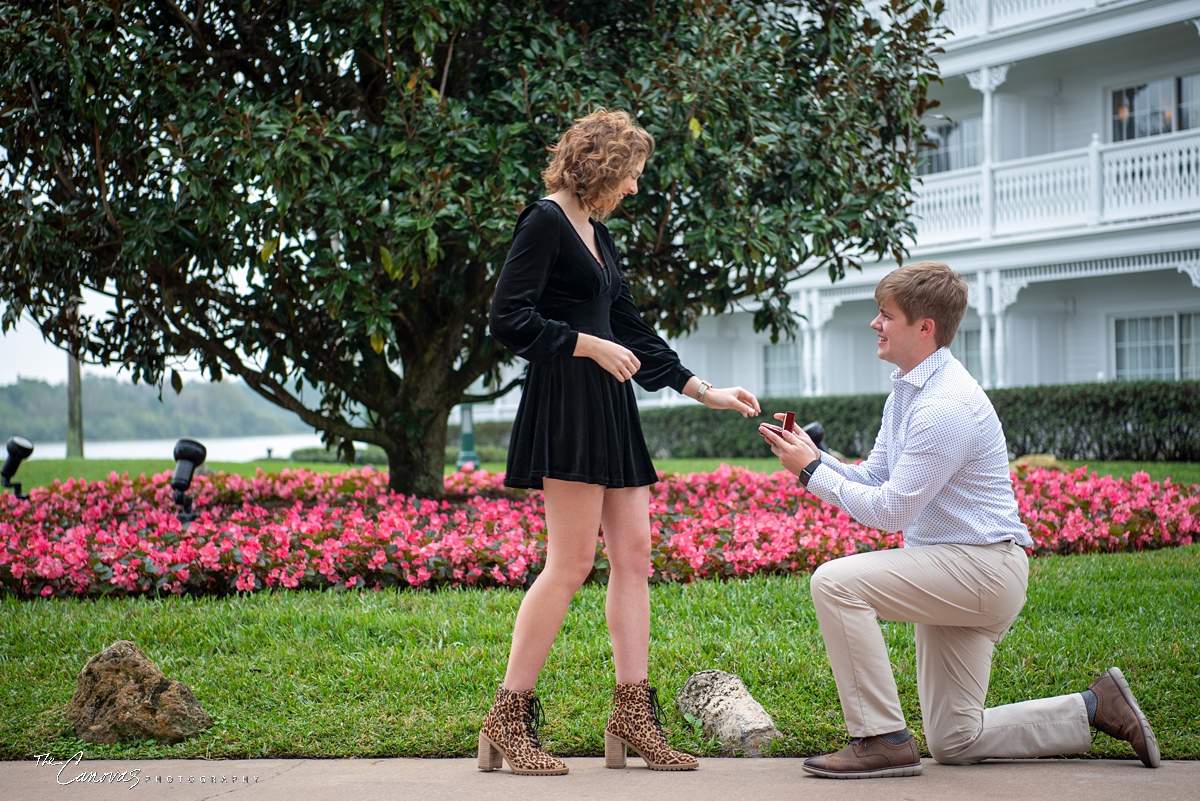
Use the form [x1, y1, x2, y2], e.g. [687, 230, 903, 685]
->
[809, 540, 1093, 763]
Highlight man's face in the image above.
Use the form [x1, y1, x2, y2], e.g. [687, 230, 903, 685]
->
[870, 298, 934, 373]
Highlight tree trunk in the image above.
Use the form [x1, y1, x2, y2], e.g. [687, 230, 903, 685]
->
[67, 351, 84, 459]
[384, 408, 452, 498]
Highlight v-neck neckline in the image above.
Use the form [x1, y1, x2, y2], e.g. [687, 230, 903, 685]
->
[542, 198, 606, 271]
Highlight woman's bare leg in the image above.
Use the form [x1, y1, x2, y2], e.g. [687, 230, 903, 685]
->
[502, 478, 605, 690]
[600, 485, 652, 684]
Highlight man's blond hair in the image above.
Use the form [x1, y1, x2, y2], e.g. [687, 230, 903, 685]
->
[874, 262, 968, 349]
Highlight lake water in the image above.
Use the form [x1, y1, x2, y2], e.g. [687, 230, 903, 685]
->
[29, 433, 335, 463]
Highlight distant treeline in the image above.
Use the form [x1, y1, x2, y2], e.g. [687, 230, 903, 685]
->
[0, 376, 311, 441]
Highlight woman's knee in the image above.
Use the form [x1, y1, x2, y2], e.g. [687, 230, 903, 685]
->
[608, 541, 651, 580]
[540, 554, 596, 591]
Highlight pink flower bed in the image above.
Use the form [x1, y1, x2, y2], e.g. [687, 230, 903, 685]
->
[1, 465, 1196, 599]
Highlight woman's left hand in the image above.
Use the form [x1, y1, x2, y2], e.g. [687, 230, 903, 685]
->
[701, 387, 761, 418]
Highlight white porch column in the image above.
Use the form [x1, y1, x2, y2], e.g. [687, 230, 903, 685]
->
[967, 64, 1012, 240]
[802, 289, 817, 396]
[813, 326, 826, 397]
[1087, 133, 1103, 226]
[991, 270, 1007, 388]
[970, 272, 994, 389]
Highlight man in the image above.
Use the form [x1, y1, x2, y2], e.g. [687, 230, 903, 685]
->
[760, 261, 1159, 779]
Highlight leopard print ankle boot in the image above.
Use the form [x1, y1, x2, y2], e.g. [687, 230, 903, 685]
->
[604, 679, 699, 770]
[478, 686, 568, 776]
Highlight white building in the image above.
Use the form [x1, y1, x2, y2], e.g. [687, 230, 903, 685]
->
[465, 0, 1200, 423]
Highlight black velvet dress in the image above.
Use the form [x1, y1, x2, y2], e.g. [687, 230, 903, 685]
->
[489, 199, 694, 489]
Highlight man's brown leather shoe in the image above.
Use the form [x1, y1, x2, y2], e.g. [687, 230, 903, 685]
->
[1089, 667, 1160, 767]
[802, 735, 923, 779]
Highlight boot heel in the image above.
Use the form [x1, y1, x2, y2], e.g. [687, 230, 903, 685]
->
[605, 731, 628, 769]
[477, 733, 504, 771]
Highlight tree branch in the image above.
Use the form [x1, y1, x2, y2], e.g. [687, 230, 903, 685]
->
[438, 29, 458, 101]
[156, 0, 208, 49]
[93, 126, 124, 244]
[653, 180, 676, 254]
[462, 374, 523, 404]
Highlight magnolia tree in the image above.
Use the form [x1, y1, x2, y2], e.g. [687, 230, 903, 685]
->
[0, 0, 943, 496]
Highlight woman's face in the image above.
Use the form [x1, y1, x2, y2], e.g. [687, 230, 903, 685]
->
[619, 158, 646, 202]
[594, 158, 646, 216]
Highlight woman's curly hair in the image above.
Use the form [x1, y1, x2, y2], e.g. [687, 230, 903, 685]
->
[542, 108, 655, 220]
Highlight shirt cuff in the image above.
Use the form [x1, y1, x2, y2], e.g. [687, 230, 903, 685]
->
[804, 460, 843, 507]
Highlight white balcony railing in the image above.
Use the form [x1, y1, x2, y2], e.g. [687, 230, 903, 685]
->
[913, 128, 1200, 244]
[941, 0, 1119, 38]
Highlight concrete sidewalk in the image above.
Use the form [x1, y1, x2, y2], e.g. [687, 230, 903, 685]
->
[2, 756, 1196, 801]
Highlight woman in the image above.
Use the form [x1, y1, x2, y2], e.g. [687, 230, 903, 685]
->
[480, 108, 761, 776]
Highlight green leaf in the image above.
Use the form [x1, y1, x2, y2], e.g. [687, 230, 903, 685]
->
[170, 370, 183, 395]
[260, 237, 278, 263]
[380, 246, 396, 279]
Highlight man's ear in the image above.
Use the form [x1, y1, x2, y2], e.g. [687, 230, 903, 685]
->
[920, 318, 937, 340]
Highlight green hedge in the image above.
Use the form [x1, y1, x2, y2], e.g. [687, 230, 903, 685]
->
[990, 380, 1200, 461]
[639, 380, 1200, 461]
[287, 380, 1200, 466]
[640, 394, 886, 459]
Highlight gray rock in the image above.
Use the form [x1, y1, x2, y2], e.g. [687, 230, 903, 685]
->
[64, 640, 211, 744]
[675, 669, 779, 756]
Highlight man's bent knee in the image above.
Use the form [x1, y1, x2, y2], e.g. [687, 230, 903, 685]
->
[810, 557, 856, 602]
[926, 731, 983, 765]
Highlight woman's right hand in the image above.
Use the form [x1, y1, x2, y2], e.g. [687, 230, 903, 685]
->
[574, 332, 642, 382]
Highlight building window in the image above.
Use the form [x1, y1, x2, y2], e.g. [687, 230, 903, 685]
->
[763, 341, 802, 397]
[1114, 312, 1200, 380]
[952, 329, 982, 379]
[1111, 72, 1200, 142]
[917, 117, 982, 175]
[1182, 312, 1200, 380]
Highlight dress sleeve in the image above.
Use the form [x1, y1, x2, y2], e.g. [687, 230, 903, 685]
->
[488, 203, 579, 365]
[605, 236, 694, 393]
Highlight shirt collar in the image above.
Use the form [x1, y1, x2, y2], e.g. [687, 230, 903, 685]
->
[891, 347, 952, 389]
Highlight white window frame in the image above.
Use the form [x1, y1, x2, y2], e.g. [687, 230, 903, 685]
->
[1110, 310, 1200, 381]
[917, 116, 983, 176]
[762, 341, 802, 397]
[951, 328, 983, 381]
[1107, 68, 1200, 144]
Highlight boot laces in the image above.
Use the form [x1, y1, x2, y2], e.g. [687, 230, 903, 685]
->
[648, 686, 668, 736]
[524, 695, 547, 745]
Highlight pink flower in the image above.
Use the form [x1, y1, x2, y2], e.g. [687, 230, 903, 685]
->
[2, 465, 1195, 598]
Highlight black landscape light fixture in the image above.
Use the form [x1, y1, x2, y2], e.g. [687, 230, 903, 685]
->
[2, 436, 34, 500]
[802, 421, 829, 453]
[172, 438, 207, 524]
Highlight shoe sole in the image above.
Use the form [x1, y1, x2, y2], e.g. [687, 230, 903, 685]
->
[604, 731, 699, 771]
[1107, 667, 1161, 768]
[477, 733, 569, 776]
[801, 761, 923, 779]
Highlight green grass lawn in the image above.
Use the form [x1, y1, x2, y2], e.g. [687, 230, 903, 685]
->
[1, 546, 1196, 761]
[12, 457, 1200, 489]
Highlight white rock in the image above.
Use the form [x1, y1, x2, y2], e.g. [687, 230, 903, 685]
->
[675, 669, 779, 756]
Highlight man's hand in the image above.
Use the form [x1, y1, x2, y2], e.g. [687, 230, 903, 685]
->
[760, 421, 819, 478]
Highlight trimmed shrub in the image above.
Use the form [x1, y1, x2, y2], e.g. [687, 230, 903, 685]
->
[287, 380, 1200, 466]
[640, 394, 887, 459]
[990, 380, 1200, 461]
